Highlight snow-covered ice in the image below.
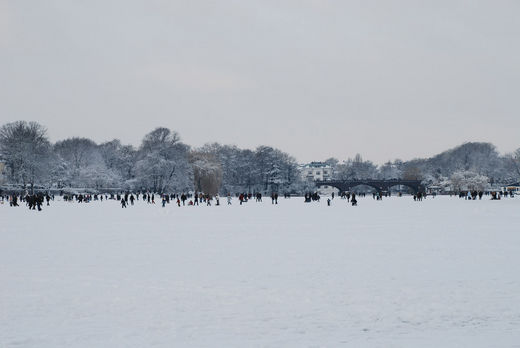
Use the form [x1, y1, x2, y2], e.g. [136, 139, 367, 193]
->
[1, 196, 520, 347]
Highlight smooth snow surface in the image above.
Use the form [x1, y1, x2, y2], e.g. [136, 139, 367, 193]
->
[1, 196, 520, 347]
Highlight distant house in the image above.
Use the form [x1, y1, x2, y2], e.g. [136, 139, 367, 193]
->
[300, 162, 333, 181]
[426, 185, 442, 195]
[505, 183, 520, 194]
[299, 162, 337, 195]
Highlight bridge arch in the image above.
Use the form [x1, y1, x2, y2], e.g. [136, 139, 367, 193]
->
[386, 183, 420, 194]
[348, 183, 384, 193]
[315, 182, 347, 193]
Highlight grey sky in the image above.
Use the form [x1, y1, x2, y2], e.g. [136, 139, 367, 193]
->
[1, 0, 519, 164]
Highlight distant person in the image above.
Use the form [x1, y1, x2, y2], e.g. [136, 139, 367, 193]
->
[351, 193, 357, 206]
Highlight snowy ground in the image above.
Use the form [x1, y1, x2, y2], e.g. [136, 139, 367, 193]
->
[1, 195, 520, 347]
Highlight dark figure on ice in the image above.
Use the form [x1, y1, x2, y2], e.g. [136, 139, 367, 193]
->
[36, 195, 43, 211]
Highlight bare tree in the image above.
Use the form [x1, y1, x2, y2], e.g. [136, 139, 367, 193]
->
[190, 151, 223, 195]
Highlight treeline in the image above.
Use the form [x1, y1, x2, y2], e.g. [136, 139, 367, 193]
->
[0, 121, 519, 194]
[0, 121, 306, 194]
[323, 142, 520, 191]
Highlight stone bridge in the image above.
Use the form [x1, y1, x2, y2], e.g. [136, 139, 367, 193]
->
[315, 179, 425, 194]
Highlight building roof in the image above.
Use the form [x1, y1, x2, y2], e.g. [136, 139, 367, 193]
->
[301, 161, 330, 168]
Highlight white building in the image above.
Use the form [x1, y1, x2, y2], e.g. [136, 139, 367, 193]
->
[300, 162, 338, 195]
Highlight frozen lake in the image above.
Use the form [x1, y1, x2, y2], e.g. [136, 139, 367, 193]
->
[1, 195, 520, 347]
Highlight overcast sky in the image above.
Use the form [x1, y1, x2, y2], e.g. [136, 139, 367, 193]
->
[1, 0, 519, 163]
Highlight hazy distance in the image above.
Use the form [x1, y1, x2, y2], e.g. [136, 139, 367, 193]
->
[1, 0, 519, 163]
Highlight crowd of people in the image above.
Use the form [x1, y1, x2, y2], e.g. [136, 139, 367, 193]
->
[0, 191, 286, 210]
[0, 193, 53, 210]
[453, 190, 514, 200]
[0, 189, 517, 211]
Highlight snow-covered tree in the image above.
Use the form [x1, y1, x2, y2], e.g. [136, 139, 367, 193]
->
[195, 143, 302, 194]
[0, 121, 53, 191]
[504, 148, 520, 181]
[336, 154, 378, 180]
[134, 128, 192, 192]
[450, 171, 489, 192]
[407, 142, 505, 181]
[253, 146, 300, 193]
[378, 160, 402, 179]
[99, 139, 136, 185]
[53, 137, 120, 189]
[1, 121, 518, 193]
